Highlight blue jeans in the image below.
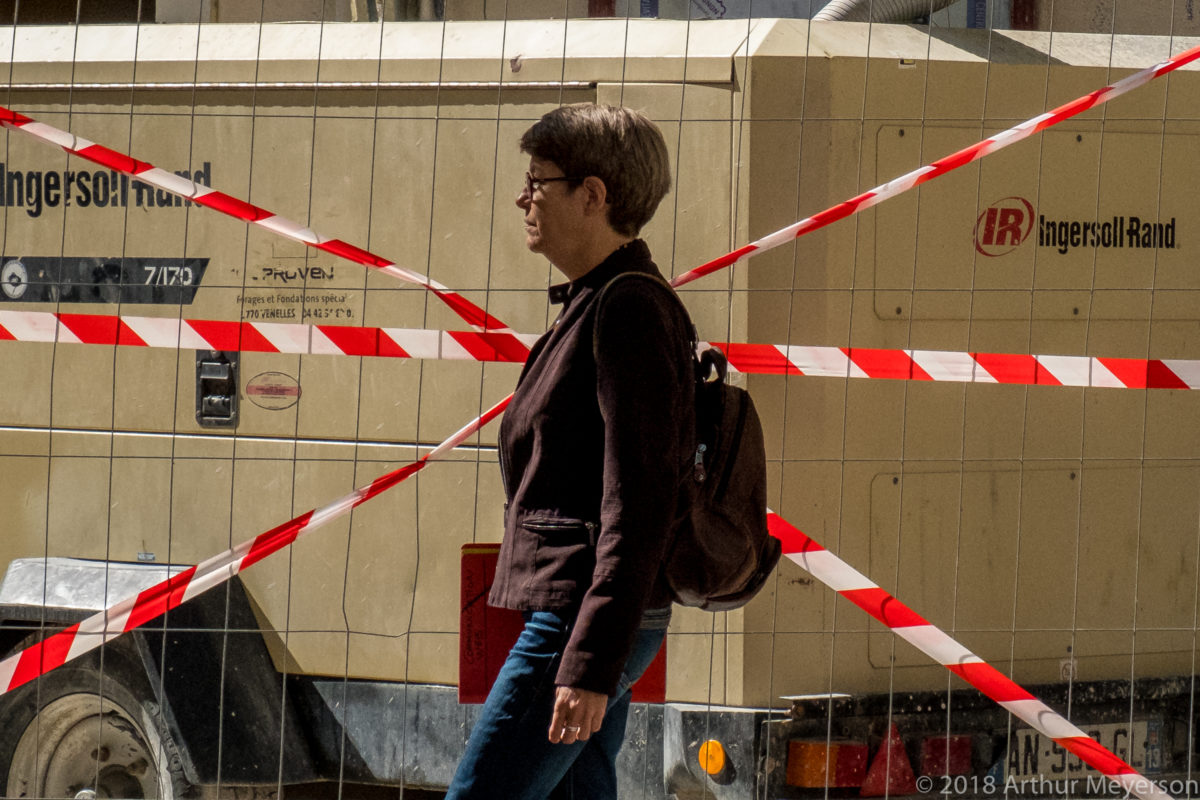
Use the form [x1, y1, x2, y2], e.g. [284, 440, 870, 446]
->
[446, 608, 669, 800]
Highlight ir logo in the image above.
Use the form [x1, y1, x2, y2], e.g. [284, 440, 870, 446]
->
[973, 196, 1034, 256]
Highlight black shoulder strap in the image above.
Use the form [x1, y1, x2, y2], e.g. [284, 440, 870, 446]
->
[592, 271, 699, 363]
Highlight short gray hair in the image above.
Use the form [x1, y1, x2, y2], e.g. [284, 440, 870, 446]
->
[519, 104, 672, 237]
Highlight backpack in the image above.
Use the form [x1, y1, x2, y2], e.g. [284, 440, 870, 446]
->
[668, 344, 781, 611]
[595, 273, 782, 612]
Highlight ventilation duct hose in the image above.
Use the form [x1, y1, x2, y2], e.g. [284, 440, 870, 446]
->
[813, 0, 960, 22]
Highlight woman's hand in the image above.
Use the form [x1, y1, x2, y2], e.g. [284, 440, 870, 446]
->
[548, 685, 607, 744]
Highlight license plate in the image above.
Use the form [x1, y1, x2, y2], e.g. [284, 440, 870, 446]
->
[1005, 720, 1162, 780]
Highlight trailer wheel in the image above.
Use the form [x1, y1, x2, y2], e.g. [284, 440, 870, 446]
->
[0, 642, 189, 799]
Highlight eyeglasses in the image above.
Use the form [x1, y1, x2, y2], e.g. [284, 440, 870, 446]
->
[524, 172, 581, 196]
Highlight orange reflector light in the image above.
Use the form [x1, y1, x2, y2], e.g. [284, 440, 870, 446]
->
[786, 740, 869, 788]
[698, 740, 727, 775]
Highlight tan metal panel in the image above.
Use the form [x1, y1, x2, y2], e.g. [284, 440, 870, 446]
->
[1030, 0, 1200, 37]
[756, 366, 855, 465]
[45, 456, 116, 560]
[0, 20, 1197, 703]
[0, 452, 50, 573]
[856, 460, 1200, 683]
[0, 344, 55, 427]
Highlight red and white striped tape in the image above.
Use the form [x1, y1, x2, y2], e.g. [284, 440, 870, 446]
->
[768, 513, 1170, 800]
[4, 309, 1197, 390]
[720, 342, 1200, 390]
[0, 106, 522, 345]
[0, 310, 539, 365]
[0, 394, 510, 698]
[671, 41, 1200, 286]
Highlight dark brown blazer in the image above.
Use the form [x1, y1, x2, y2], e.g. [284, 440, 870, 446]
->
[489, 239, 695, 696]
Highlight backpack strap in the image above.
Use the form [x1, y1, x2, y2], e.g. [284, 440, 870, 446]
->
[591, 270, 698, 367]
[593, 271, 738, 391]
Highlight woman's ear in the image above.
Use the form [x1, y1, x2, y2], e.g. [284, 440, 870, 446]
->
[579, 175, 609, 215]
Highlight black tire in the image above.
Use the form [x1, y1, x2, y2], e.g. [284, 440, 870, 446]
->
[0, 636, 190, 799]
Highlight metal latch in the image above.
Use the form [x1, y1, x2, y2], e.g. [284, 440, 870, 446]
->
[195, 350, 238, 427]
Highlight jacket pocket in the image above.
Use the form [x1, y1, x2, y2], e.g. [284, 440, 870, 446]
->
[523, 516, 597, 601]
